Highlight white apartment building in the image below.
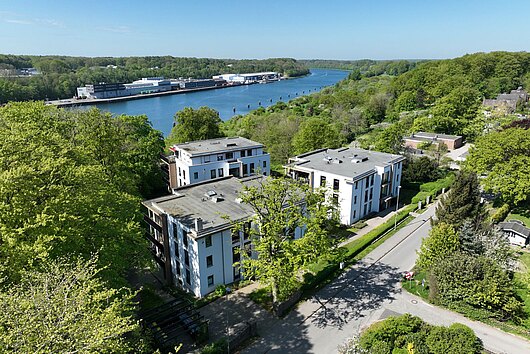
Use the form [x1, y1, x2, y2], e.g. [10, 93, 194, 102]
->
[163, 137, 270, 191]
[142, 176, 303, 298]
[285, 147, 405, 225]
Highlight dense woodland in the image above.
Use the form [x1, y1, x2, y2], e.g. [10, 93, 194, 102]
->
[0, 55, 309, 103]
[300, 58, 423, 76]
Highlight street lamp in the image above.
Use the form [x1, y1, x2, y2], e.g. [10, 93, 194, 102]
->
[394, 186, 402, 230]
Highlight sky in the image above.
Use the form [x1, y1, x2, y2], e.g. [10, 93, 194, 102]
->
[1, 0, 529, 60]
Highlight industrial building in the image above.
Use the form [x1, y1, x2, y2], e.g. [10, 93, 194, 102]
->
[212, 72, 280, 84]
[284, 147, 405, 225]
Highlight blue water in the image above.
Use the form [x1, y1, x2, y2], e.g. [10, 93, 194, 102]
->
[93, 69, 348, 135]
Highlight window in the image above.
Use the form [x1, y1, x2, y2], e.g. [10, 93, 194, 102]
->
[247, 149, 252, 156]
[370, 175, 374, 186]
[364, 190, 369, 203]
[354, 195, 357, 204]
[355, 181, 358, 189]
[193, 172, 199, 180]
[178, 167, 181, 176]
[242, 164, 248, 176]
[263, 160, 267, 168]
[364, 204, 368, 215]
[183, 230, 188, 247]
[218, 168, 224, 177]
[210, 169, 216, 179]
[226, 152, 234, 160]
[205, 235, 212, 248]
[208, 275, 214, 286]
[206, 255, 213, 268]
[217, 154, 224, 161]
[183, 170, 186, 179]
[185, 269, 191, 285]
[353, 210, 356, 219]
[369, 189, 373, 200]
[184, 250, 189, 266]
[250, 163, 255, 174]
[243, 222, 251, 240]
[204, 156, 210, 163]
[176, 264, 181, 275]
[174, 242, 179, 259]
[232, 230, 240, 244]
[333, 179, 340, 191]
[320, 176, 326, 187]
[241, 150, 246, 157]
[233, 248, 240, 263]
[332, 194, 339, 205]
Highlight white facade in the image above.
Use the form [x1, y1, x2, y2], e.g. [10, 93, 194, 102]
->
[285, 148, 405, 225]
[168, 137, 271, 189]
[142, 176, 304, 298]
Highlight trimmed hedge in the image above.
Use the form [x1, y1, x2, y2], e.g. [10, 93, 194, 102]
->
[412, 174, 454, 205]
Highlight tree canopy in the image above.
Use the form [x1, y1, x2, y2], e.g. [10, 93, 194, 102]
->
[166, 106, 224, 146]
[235, 178, 338, 304]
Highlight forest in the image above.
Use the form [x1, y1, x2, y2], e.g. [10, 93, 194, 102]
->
[0, 55, 309, 103]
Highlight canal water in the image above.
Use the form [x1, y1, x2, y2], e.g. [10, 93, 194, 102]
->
[93, 69, 348, 135]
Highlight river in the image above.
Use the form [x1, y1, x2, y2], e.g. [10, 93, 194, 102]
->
[93, 68, 349, 135]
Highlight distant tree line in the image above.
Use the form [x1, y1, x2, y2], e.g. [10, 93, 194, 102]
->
[299, 58, 423, 76]
[0, 55, 309, 103]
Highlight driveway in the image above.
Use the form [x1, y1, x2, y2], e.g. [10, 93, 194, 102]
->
[240, 204, 530, 354]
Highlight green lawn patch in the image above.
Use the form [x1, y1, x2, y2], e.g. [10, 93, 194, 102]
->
[401, 270, 429, 300]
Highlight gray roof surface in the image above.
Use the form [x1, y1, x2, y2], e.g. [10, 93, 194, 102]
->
[286, 148, 404, 179]
[144, 176, 264, 237]
[411, 132, 462, 141]
[173, 137, 264, 156]
[499, 221, 530, 238]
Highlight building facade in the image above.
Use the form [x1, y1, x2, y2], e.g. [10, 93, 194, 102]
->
[142, 176, 303, 298]
[285, 147, 405, 225]
[163, 137, 271, 191]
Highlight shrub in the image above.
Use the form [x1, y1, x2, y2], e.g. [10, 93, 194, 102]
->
[491, 203, 510, 224]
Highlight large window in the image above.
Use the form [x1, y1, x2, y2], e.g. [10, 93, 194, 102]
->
[205, 235, 212, 248]
[333, 179, 340, 191]
[184, 250, 189, 266]
[185, 269, 191, 285]
[206, 255, 213, 268]
[242, 164, 248, 176]
[218, 168, 224, 177]
[208, 275, 214, 286]
[210, 169, 216, 179]
[250, 163, 255, 174]
[320, 176, 326, 187]
[263, 160, 267, 168]
[174, 241, 179, 259]
[247, 149, 252, 156]
[183, 230, 188, 247]
[241, 150, 246, 157]
[226, 151, 234, 160]
[193, 172, 199, 180]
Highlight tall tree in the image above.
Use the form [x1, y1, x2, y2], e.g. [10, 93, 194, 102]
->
[467, 128, 530, 205]
[166, 107, 224, 146]
[236, 178, 338, 305]
[417, 222, 459, 270]
[0, 257, 146, 353]
[292, 117, 343, 155]
[434, 170, 483, 228]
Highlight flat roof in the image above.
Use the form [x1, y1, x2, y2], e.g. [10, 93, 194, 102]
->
[143, 176, 264, 237]
[285, 147, 404, 180]
[410, 132, 462, 141]
[172, 137, 264, 156]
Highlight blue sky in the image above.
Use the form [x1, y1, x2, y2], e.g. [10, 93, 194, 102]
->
[0, 0, 529, 60]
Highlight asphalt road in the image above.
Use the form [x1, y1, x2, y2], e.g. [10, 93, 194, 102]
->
[241, 204, 530, 354]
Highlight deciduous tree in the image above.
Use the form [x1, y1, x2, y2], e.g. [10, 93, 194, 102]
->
[166, 107, 224, 146]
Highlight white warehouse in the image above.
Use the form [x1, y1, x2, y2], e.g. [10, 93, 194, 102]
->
[285, 147, 405, 225]
[163, 137, 270, 191]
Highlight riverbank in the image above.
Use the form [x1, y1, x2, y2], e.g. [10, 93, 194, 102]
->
[46, 84, 232, 108]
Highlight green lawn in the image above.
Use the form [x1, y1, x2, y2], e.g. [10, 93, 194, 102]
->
[402, 270, 429, 300]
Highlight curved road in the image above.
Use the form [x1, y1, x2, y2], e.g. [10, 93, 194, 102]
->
[241, 204, 530, 354]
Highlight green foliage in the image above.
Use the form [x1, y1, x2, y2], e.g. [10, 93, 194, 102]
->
[373, 122, 404, 153]
[0, 102, 154, 286]
[434, 171, 483, 228]
[402, 156, 441, 183]
[0, 257, 145, 353]
[292, 117, 343, 154]
[467, 128, 530, 205]
[200, 339, 228, 354]
[492, 203, 511, 224]
[431, 252, 524, 322]
[417, 222, 459, 270]
[235, 178, 339, 304]
[166, 107, 224, 146]
[356, 314, 482, 354]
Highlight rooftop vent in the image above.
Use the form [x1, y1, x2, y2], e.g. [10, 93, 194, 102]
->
[211, 196, 224, 203]
[323, 156, 333, 164]
[332, 158, 343, 164]
[226, 143, 237, 147]
[205, 190, 217, 198]
[351, 156, 369, 163]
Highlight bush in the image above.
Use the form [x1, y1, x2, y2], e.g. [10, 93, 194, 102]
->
[492, 203, 510, 224]
[201, 339, 228, 354]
